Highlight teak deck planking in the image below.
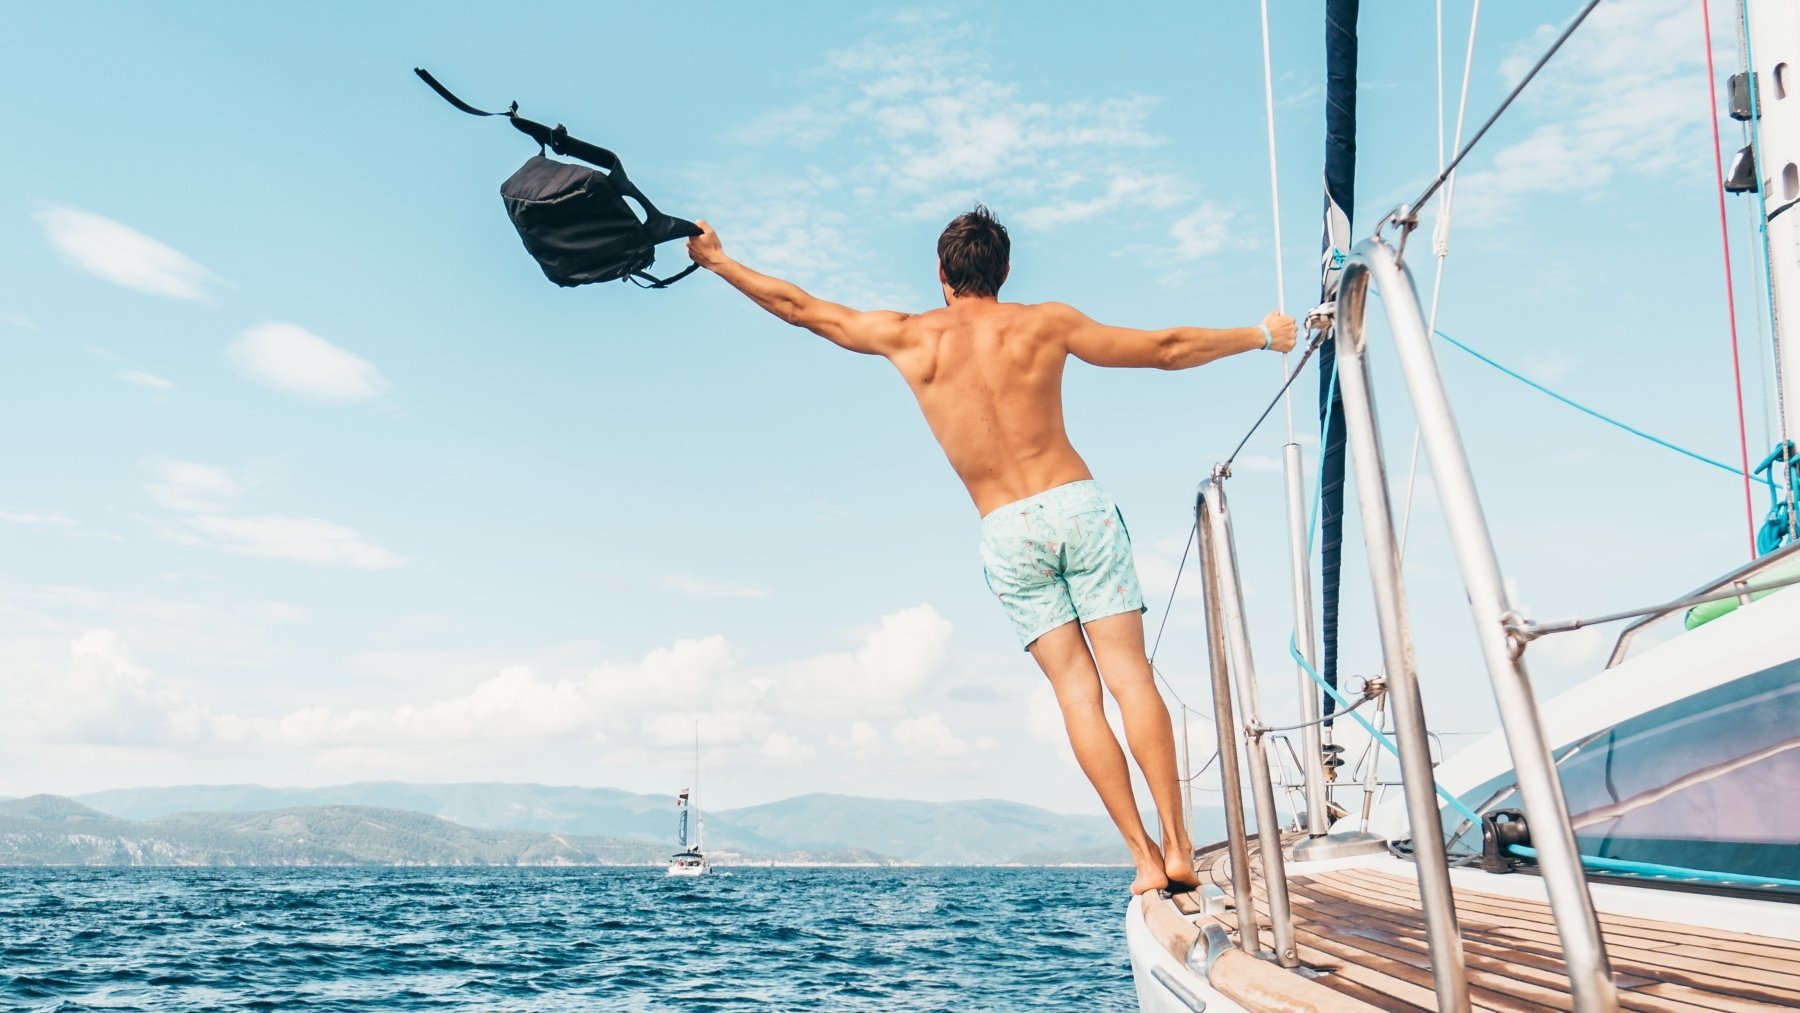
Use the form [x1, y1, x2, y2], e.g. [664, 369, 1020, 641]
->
[1149, 841, 1800, 1012]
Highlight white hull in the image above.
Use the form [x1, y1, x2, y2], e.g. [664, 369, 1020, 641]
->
[666, 849, 709, 877]
[1125, 895, 1245, 1013]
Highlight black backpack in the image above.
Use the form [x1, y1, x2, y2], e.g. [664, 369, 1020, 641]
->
[417, 68, 701, 289]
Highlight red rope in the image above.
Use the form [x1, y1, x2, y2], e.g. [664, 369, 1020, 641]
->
[1701, 0, 1759, 558]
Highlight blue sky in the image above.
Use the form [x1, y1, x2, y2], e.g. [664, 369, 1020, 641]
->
[0, 1, 1773, 815]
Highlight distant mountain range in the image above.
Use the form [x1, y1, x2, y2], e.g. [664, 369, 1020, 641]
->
[0, 783, 1225, 867]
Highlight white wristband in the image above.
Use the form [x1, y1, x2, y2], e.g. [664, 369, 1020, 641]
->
[1259, 323, 1273, 351]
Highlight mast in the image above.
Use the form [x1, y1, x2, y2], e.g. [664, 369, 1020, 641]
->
[692, 722, 703, 851]
[1736, 0, 1800, 547]
[1317, 0, 1358, 746]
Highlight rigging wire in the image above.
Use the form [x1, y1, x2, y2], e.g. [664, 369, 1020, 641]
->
[1400, 0, 1482, 558]
[1434, 326, 1754, 479]
[1744, 193, 1778, 454]
[1700, 0, 1760, 558]
[1147, 522, 1197, 666]
[1150, 661, 1196, 717]
[1257, 0, 1294, 443]
[1734, 0, 1778, 460]
[1222, 329, 1329, 469]
[1405, 0, 1603, 217]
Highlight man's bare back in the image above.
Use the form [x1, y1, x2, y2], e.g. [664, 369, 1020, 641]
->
[686, 208, 1295, 895]
[885, 301, 1092, 515]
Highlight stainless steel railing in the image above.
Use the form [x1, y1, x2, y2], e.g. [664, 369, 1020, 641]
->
[1194, 487, 1262, 953]
[1338, 234, 1617, 1013]
[1189, 233, 1620, 1013]
[1333, 240, 1472, 1013]
[1197, 472, 1299, 966]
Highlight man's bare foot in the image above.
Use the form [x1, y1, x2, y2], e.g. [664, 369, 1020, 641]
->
[1164, 840, 1201, 890]
[1130, 842, 1169, 895]
[1130, 867, 1170, 895]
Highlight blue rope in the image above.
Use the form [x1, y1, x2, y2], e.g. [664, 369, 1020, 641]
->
[1433, 327, 1751, 479]
[1287, 635, 1483, 826]
[1509, 844, 1800, 891]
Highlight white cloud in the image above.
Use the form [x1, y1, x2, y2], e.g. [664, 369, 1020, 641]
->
[228, 323, 386, 403]
[0, 510, 121, 543]
[180, 515, 409, 570]
[846, 719, 885, 758]
[1014, 172, 1186, 229]
[0, 510, 80, 531]
[1, 606, 962, 781]
[1452, 0, 1710, 223]
[775, 604, 954, 717]
[146, 460, 242, 513]
[1169, 204, 1235, 260]
[117, 369, 174, 390]
[659, 573, 772, 600]
[890, 712, 976, 762]
[143, 459, 407, 570]
[0, 582, 304, 671]
[1, 631, 199, 744]
[35, 206, 220, 300]
[704, 15, 1233, 302]
[761, 730, 818, 766]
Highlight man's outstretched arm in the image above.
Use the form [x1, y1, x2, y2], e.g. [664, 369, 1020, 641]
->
[687, 221, 911, 358]
[1049, 302, 1297, 370]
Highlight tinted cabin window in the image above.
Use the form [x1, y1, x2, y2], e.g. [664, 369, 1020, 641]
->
[1447, 661, 1800, 884]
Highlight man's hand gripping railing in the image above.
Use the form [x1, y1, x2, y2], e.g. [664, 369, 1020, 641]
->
[1221, 306, 1337, 470]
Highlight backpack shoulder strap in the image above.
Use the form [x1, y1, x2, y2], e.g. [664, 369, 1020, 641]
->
[628, 262, 702, 289]
[415, 68, 513, 118]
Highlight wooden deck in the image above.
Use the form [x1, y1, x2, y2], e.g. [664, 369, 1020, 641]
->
[1159, 841, 1800, 1012]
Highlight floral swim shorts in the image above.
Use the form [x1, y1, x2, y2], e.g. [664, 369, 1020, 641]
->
[979, 480, 1147, 651]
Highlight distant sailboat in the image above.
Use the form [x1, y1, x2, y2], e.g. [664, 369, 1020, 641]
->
[666, 724, 708, 877]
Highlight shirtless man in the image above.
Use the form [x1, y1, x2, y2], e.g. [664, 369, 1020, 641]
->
[688, 206, 1297, 894]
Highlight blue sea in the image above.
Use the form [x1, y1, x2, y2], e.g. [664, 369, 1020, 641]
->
[2, 867, 1138, 1011]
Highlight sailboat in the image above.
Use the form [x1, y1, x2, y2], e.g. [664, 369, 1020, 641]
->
[667, 725, 709, 877]
[1128, 2, 1800, 1010]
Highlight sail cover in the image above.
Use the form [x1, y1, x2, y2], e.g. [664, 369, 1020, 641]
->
[1317, 0, 1358, 728]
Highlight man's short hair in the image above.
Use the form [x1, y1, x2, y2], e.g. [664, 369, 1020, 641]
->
[937, 205, 1010, 298]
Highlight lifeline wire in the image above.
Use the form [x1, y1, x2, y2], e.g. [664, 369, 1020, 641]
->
[1407, 0, 1603, 216]
[1700, 0, 1760, 557]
